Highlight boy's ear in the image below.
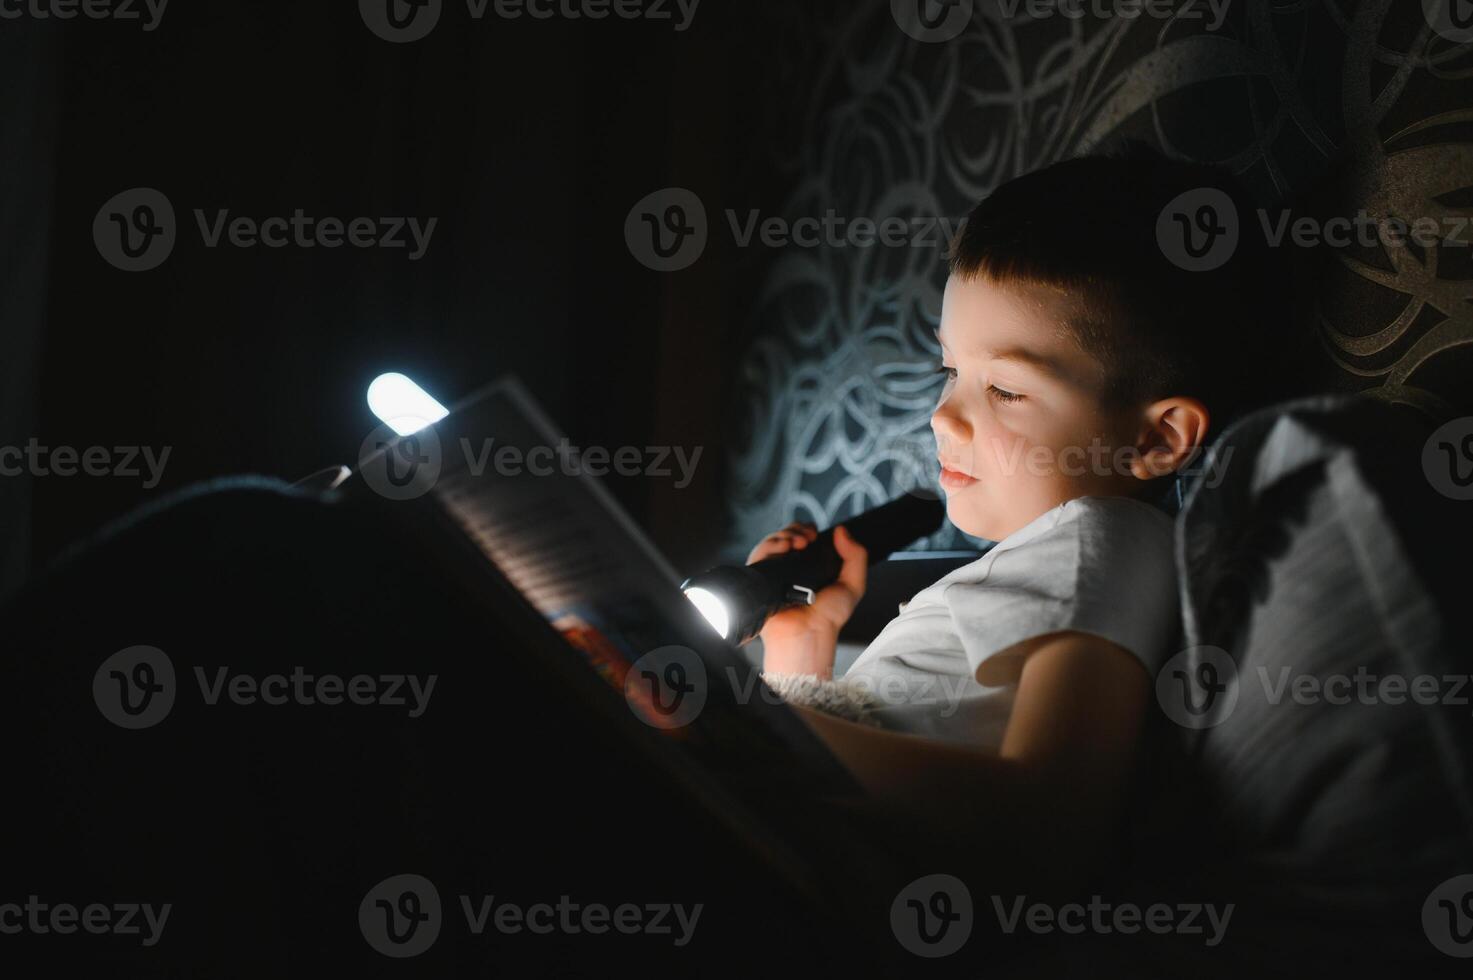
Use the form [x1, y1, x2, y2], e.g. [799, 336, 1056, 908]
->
[1130, 397, 1210, 481]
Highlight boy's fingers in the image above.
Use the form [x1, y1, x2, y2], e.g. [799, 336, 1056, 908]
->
[834, 524, 867, 560]
[782, 522, 818, 541]
[748, 522, 821, 564]
[747, 535, 795, 564]
[771, 524, 816, 549]
[833, 525, 868, 596]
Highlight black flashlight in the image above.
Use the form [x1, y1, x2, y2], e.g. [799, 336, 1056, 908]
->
[681, 494, 947, 645]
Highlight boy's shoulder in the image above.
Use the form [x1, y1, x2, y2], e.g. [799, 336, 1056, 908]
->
[1002, 494, 1175, 556]
[921, 495, 1176, 598]
[1056, 494, 1176, 540]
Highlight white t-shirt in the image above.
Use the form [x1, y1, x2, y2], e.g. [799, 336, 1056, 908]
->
[836, 495, 1179, 749]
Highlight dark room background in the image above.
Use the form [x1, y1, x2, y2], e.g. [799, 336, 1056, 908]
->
[2, 0, 1470, 599]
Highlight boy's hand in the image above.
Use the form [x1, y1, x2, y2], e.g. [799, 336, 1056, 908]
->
[747, 522, 868, 679]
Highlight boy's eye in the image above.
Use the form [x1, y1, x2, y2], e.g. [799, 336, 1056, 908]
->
[936, 363, 958, 383]
[988, 384, 1023, 403]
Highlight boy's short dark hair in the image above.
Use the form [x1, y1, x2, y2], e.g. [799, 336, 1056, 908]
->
[949, 143, 1298, 431]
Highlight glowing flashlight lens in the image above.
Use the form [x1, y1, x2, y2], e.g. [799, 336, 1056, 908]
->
[683, 587, 731, 640]
[367, 373, 449, 436]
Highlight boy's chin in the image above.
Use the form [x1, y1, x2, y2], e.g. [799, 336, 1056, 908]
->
[944, 496, 999, 542]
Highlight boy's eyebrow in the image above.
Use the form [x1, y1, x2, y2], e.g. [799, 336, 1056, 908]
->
[986, 345, 1068, 380]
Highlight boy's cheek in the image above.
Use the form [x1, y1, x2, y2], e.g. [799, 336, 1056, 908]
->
[973, 428, 1028, 478]
[976, 428, 1059, 483]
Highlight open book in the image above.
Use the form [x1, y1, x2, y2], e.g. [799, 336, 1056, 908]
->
[346, 376, 859, 785]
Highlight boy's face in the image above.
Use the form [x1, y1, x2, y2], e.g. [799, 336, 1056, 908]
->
[932, 273, 1143, 541]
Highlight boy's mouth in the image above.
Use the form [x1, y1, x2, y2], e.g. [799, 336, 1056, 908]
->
[938, 459, 978, 491]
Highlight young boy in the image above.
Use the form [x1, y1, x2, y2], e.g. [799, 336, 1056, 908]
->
[749, 146, 1290, 890]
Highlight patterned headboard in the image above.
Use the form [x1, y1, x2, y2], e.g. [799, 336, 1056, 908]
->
[722, 0, 1473, 558]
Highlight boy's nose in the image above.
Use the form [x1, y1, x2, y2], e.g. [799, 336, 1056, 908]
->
[931, 404, 970, 446]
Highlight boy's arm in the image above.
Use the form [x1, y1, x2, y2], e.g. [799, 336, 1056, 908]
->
[788, 629, 1150, 894]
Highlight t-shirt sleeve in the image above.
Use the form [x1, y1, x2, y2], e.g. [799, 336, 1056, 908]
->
[944, 497, 1180, 686]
